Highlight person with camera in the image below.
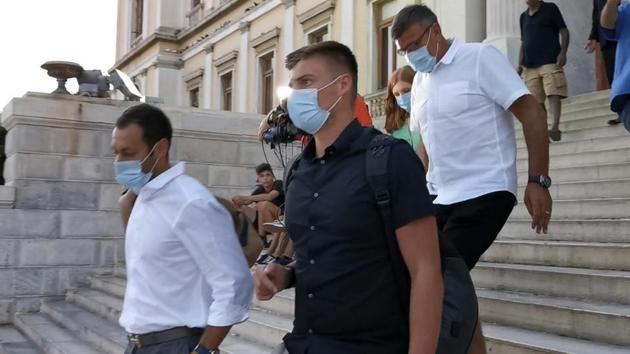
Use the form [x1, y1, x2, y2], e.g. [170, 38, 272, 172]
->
[252, 41, 443, 354]
[392, 4, 552, 354]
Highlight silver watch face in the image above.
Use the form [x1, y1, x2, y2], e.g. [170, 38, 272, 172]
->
[541, 176, 552, 188]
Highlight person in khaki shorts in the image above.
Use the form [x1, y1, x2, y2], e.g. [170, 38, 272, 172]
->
[518, 0, 570, 141]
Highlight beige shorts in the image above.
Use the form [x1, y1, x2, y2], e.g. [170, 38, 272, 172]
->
[522, 64, 568, 103]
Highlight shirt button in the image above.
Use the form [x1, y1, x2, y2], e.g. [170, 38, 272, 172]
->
[308, 329, 314, 334]
[310, 259, 315, 265]
[313, 192, 319, 198]
[320, 160, 326, 165]
[308, 293, 314, 299]
[310, 225, 316, 231]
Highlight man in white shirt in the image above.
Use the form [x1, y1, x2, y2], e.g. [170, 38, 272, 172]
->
[112, 104, 253, 354]
[392, 5, 553, 354]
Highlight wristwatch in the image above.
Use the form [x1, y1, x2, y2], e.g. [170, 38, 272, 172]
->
[528, 175, 552, 189]
[193, 344, 220, 354]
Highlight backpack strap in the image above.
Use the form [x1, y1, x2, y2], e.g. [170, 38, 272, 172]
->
[365, 133, 411, 315]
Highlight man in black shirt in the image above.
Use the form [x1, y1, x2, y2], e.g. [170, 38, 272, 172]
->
[253, 41, 443, 353]
[519, 0, 570, 141]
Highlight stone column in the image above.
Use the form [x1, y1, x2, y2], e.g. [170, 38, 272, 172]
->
[340, 0, 355, 50]
[153, 53, 184, 106]
[281, 0, 295, 86]
[484, 0, 523, 67]
[202, 44, 214, 109]
[237, 21, 251, 113]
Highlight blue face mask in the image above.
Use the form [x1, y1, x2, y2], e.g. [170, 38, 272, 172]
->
[396, 92, 412, 112]
[405, 29, 438, 73]
[287, 75, 344, 135]
[114, 144, 159, 194]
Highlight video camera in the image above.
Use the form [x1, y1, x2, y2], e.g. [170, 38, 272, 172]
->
[261, 99, 302, 148]
[259, 97, 305, 168]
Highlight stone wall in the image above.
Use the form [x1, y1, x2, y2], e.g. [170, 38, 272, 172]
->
[0, 93, 271, 323]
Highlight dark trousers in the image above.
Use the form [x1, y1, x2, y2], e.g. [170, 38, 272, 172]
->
[602, 45, 617, 86]
[124, 335, 201, 354]
[436, 191, 516, 270]
[621, 97, 630, 133]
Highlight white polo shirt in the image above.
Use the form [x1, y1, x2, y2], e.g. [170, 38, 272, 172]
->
[410, 40, 530, 205]
[119, 162, 253, 334]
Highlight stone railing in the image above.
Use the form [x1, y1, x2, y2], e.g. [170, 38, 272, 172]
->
[364, 89, 387, 130]
[0, 92, 270, 322]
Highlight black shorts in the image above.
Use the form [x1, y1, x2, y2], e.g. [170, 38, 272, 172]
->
[435, 191, 516, 270]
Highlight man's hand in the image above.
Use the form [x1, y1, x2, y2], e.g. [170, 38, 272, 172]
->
[556, 52, 567, 67]
[252, 263, 290, 300]
[585, 39, 598, 54]
[524, 183, 553, 234]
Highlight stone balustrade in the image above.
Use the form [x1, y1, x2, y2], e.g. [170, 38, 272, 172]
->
[0, 92, 270, 322]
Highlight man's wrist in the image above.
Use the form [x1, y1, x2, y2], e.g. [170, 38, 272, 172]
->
[193, 343, 219, 354]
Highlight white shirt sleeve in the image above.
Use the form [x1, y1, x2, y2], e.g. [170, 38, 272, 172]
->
[477, 44, 531, 111]
[174, 197, 253, 327]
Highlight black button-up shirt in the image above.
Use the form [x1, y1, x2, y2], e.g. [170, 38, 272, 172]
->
[284, 120, 435, 354]
[520, 1, 568, 68]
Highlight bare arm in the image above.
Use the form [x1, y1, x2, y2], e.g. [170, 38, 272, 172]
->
[557, 28, 570, 66]
[246, 191, 280, 203]
[416, 142, 429, 174]
[601, 0, 621, 29]
[509, 95, 553, 233]
[196, 326, 231, 352]
[396, 217, 443, 354]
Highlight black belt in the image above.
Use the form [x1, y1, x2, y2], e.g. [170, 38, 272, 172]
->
[128, 327, 203, 348]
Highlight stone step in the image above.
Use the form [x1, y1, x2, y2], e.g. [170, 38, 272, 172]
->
[13, 313, 104, 354]
[220, 333, 274, 354]
[561, 98, 610, 114]
[252, 289, 295, 318]
[482, 240, 630, 270]
[563, 90, 610, 106]
[477, 289, 630, 347]
[516, 124, 627, 148]
[517, 134, 630, 157]
[66, 288, 122, 323]
[515, 111, 617, 133]
[517, 178, 630, 200]
[518, 162, 630, 184]
[483, 323, 630, 354]
[0, 325, 43, 354]
[229, 308, 291, 349]
[41, 301, 126, 354]
[89, 275, 126, 298]
[517, 146, 630, 171]
[560, 106, 617, 122]
[473, 262, 630, 305]
[511, 197, 630, 219]
[500, 218, 630, 243]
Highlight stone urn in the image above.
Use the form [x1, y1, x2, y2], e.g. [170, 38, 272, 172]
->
[41, 61, 84, 95]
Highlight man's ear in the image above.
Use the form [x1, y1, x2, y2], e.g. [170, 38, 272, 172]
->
[155, 138, 169, 159]
[339, 74, 353, 97]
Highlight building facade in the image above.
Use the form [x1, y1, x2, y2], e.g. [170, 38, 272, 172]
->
[112, 0, 592, 119]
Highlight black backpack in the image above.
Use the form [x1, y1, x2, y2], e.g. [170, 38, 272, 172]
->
[285, 131, 478, 353]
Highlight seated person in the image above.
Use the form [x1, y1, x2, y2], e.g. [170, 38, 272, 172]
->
[232, 163, 292, 264]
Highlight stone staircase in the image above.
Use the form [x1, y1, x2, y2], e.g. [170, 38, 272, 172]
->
[2, 90, 630, 353]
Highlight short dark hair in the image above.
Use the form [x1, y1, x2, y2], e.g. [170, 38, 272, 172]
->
[392, 5, 438, 40]
[255, 163, 274, 176]
[116, 103, 173, 148]
[285, 41, 358, 98]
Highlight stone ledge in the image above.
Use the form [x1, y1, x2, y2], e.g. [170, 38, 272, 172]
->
[0, 186, 15, 209]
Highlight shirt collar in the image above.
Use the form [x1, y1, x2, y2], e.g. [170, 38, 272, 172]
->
[303, 119, 363, 162]
[140, 161, 185, 196]
[438, 39, 460, 66]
